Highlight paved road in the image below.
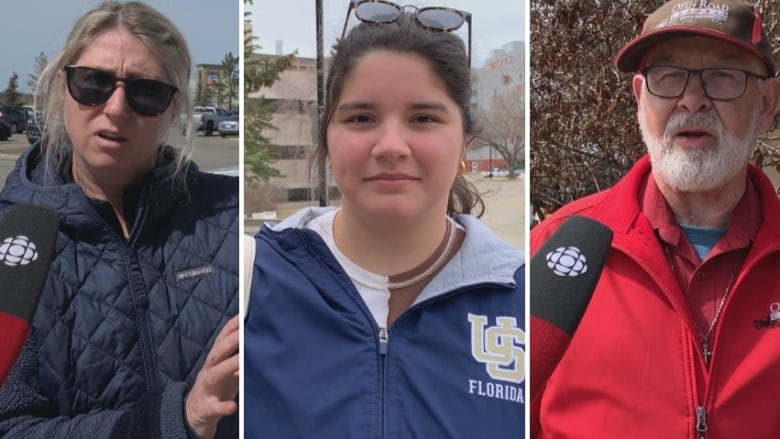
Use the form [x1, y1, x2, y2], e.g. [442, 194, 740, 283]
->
[0, 132, 239, 182]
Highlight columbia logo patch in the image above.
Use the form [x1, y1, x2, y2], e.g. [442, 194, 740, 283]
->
[176, 265, 215, 282]
[546, 246, 588, 277]
[0, 234, 39, 267]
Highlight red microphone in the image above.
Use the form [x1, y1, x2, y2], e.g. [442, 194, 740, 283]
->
[0, 204, 59, 386]
[530, 216, 612, 402]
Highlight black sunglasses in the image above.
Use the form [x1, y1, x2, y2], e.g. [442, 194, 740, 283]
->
[341, 0, 472, 66]
[64, 66, 178, 117]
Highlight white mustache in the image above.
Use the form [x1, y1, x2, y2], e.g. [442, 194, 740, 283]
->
[664, 110, 723, 138]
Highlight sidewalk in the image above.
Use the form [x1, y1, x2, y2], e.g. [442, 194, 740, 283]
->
[472, 175, 524, 250]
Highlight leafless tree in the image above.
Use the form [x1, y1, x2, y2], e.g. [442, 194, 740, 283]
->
[531, 0, 780, 220]
[475, 93, 525, 178]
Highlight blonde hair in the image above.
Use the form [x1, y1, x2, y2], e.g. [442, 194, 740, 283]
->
[34, 1, 193, 182]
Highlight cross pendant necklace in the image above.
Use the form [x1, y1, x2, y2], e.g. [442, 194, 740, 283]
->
[701, 337, 712, 366]
[663, 244, 741, 367]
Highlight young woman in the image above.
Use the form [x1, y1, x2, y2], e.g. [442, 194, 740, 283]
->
[245, 5, 525, 437]
[0, 2, 238, 438]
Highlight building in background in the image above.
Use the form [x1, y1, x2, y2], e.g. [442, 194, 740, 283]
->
[471, 41, 524, 108]
[245, 40, 525, 214]
[468, 41, 524, 176]
[245, 54, 319, 209]
[195, 64, 234, 108]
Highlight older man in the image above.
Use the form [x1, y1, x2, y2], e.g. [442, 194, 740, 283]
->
[530, 0, 780, 437]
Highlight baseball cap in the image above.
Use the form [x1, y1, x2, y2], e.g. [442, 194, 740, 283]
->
[615, 0, 776, 75]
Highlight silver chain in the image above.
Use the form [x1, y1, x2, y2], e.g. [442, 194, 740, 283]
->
[662, 244, 742, 354]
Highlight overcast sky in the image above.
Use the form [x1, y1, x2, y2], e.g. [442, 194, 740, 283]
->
[2, 1, 524, 95]
[0, 1, 239, 94]
[248, 0, 525, 68]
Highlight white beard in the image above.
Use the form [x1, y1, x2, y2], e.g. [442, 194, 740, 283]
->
[639, 105, 759, 192]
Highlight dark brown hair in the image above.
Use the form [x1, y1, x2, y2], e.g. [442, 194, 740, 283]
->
[318, 13, 484, 217]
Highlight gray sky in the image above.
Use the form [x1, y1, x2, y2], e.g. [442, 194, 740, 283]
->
[248, 0, 525, 68]
[1, 1, 239, 94]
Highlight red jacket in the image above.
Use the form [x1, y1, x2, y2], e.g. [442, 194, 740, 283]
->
[530, 155, 780, 438]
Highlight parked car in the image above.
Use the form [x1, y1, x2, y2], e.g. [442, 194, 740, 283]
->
[0, 105, 27, 134]
[26, 110, 44, 145]
[218, 115, 239, 137]
[0, 120, 10, 141]
[191, 106, 214, 133]
[201, 108, 232, 136]
[176, 106, 213, 134]
[177, 106, 233, 136]
[22, 105, 35, 122]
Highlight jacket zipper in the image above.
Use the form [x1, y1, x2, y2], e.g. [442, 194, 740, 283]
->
[76, 184, 159, 390]
[378, 326, 388, 439]
[696, 406, 707, 439]
[694, 267, 736, 439]
[367, 283, 513, 438]
[691, 333, 709, 439]
[379, 327, 388, 355]
[126, 251, 160, 390]
[127, 203, 159, 391]
[650, 246, 714, 439]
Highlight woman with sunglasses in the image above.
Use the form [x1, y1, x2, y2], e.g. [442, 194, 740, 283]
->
[0, 2, 238, 438]
[245, 6, 525, 438]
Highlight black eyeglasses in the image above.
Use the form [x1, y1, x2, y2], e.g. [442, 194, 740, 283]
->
[642, 66, 768, 101]
[341, 0, 472, 66]
[64, 66, 178, 117]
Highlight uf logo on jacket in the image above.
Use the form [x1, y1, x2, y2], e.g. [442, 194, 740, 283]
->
[468, 314, 525, 383]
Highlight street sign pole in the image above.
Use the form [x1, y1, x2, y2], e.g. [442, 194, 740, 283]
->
[316, 0, 328, 207]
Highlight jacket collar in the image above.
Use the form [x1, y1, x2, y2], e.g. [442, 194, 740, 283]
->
[0, 142, 198, 231]
[588, 155, 780, 243]
[587, 154, 780, 299]
[266, 207, 523, 302]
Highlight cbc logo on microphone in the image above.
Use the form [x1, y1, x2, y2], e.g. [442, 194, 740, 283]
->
[0, 234, 39, 267]
[546, 246, 588, 277]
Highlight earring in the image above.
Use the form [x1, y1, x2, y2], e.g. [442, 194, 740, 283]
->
[459, 160, 467, 175]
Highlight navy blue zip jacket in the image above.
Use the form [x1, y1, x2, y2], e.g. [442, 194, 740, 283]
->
[245, 208, 525, 438]
[0, 144, 239, 438]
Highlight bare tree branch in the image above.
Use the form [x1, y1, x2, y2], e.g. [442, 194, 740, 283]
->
[531, 0, 780, 220]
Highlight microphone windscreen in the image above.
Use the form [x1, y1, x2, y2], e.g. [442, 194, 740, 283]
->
[0, 204, 59, 385]
[530, 215, 612, 401]
[530, 316, 571, 402]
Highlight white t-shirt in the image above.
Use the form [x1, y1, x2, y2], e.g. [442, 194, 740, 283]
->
[305, 209, 390, 328]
